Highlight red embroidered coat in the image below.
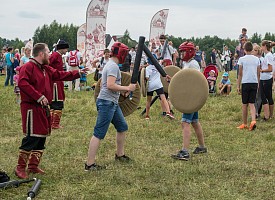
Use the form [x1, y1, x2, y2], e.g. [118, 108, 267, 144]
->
[19, 59, 80, 137]
[49, 52, 66, 101]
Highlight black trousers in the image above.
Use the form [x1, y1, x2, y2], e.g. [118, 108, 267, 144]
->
[50, 101, 64, 110]
[260, 78, 274, 105]
[19, 135, 46, 151]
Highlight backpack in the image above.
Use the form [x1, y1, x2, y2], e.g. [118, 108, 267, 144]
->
[68, 51, 79, 66]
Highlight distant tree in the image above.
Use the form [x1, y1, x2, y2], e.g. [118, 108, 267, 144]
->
[162, 35, 239, 64]
[33, 20, 79, 51]
[167, 35, 185, 49]
[263, 32, 275, 41]
[119, 29, 137, 48]
[0, 37, 24, 50]
[120, 29, 130, 45]
[186, 35, 237, 64]
[9, 38, 25, 50]
[264, 32, 272, 41]
[250, 32, 262, 44]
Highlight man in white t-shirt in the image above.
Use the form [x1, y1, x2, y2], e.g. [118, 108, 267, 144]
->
[66, 49, 83, 91]
[237, 41, 260, 131]
[158, 35, 175, 67]
[129, 47, 136, 59]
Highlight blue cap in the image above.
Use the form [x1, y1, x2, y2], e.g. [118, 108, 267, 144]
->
[222, 72, 229, 77]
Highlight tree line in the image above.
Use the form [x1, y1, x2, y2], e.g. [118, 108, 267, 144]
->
[1, 20, 275, 63]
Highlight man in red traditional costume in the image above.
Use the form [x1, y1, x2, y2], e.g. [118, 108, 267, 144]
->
[15, 43, 87, 179]
[49, 40, 70, 129]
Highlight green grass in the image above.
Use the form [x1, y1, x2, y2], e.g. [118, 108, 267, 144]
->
[1, 71, 275, 200]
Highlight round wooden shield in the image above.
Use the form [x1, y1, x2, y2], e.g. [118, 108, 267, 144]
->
[161, 65, 180, 93]
[168, 69, 208, 113]
[140, 67, 147, 97]
[94, 72, 141, 117]
[94, 78, 102, 102]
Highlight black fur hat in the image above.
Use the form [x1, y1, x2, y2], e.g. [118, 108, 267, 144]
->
[56, 40, 69, 50]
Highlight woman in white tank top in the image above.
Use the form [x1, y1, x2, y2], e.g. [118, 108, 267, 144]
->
[260, 40, 275, 119]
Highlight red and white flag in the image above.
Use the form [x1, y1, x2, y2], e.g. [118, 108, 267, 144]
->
[85, 0, 110, 72]
[149, 9, 169, 50]
[77, 23, 86, 62]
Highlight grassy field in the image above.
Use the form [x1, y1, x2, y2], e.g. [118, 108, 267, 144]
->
[1, 70, 275, 200]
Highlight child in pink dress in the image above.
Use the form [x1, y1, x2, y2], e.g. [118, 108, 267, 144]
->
[13, 66, 21, 103]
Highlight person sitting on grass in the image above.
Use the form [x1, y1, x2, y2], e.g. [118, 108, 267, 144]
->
[145, 55, 175, 120]
[236, 41, 260, 131]
[218, 72, 231, 96]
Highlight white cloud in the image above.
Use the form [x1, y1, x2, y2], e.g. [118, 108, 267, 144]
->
[17, 11, 42, 19]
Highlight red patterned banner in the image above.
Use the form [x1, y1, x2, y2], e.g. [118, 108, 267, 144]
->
[149, 9, 169, 50]
[77, 23, 86, 62]
[85, 0, 109, 72]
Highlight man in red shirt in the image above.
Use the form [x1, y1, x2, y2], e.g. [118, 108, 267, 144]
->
[49, 40, 69, 129]
[15, 43, 87, 179]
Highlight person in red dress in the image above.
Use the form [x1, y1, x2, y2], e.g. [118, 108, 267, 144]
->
[49, 40, 70, 129]
[15, 43, 87, 179]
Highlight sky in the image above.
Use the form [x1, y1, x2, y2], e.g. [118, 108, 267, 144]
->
[1, 0, 275, 42]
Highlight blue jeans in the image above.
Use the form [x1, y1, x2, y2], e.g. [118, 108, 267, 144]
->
[5, 65, 14, 86]
[182, 112, 199, 123]
[94, 99, 128, 139]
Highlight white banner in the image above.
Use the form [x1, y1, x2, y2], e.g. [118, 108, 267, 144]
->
[149, 9, 169, 50]
[77, 23, 86, 62]
[24, 39, 34, 56]
[85, 0, 109, 70]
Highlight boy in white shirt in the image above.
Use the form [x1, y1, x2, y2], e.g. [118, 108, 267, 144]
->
[145, 55, 174, 120]
[171, 41, 207, 161]
[237, 41, 260, 131]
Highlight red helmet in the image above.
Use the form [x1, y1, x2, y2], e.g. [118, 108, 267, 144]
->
[179, 41, 195, 61]
[111, 42, 129, 64]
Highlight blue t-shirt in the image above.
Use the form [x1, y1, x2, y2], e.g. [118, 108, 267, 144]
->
[194, 50, 202, 62]
[79, 66, 86, 82]
[5, 53, 14, 67]
[20, 56, 30, 64]
[221, 78, 231, 85]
